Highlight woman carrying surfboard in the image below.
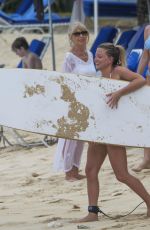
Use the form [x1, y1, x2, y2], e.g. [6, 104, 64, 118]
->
[77, 43, 150, 222]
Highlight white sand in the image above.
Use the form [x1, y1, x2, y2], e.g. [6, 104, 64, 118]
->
[0, 28, 150, 230]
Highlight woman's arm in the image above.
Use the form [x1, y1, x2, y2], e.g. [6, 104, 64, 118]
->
[137, 25, 150, 74]
[107, 67, 145, 108]
[62, 54, 74, 73]
[117, 66, 145, 94]
[137, 50, 149, 74]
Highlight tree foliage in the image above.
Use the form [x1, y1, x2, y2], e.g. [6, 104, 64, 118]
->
[137, 0, 149, 25]
[2, 0, 73, 13]
[2, 0, 149, 25]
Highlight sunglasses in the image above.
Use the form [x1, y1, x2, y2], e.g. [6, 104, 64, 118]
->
[72, 31, 88, 37]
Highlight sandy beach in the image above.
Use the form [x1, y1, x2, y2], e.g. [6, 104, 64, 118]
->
[0, 25, 150, 230]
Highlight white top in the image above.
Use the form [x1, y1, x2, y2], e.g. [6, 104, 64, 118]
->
[62, 50, 96, 76]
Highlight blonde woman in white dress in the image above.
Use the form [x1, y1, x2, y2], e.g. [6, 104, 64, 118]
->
[53, 21, 96, 181]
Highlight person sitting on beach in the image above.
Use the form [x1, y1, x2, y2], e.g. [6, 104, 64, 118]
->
[53, 21, 96, 181]
[11, 37, 42, 69]
[132, 25, 150, 172]
[76, 43, 150, 222]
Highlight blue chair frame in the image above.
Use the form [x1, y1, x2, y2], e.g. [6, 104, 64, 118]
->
[116, 29, 136, 49]
[83, 0, 137, 18]
[90, 26, 118, 58]
[0, 0, 70, 25]
[127, 49, 143, 72]
[126, 25, 145, 59]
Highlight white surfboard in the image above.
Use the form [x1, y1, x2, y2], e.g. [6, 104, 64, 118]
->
[0, 68, 149, 147]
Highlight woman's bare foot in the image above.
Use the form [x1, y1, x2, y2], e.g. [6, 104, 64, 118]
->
[65, 174, 86, 182]
[76, 174, 86, 180]
[73, 213, 98, 223]
[65, 166, 86, 181]
[132, 162, 150, 172]
[65, 176, 77, 182]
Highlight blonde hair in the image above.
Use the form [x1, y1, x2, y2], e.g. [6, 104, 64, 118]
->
[98, 43, 126, 67]
[68, 21, 89, 45]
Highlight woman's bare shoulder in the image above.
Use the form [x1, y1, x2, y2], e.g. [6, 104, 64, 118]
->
[114, 66, 127, 74]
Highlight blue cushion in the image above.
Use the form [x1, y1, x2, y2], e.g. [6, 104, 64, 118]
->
[127, 49, 143, 72]
[116, 29, 136, 49]
[16, 0, 32, 14]
[126, 26, 145, 58]
[83, 0, 137, 17]
[17, 39, 45, 68]
[90, 26, 118, 57]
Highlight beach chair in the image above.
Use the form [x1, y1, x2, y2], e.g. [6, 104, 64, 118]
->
[17, 39, 46, 68]
[0, 0, 32, 16]
[83, 0, 137, 18]
[0, 38, 49, 148]
[116, 29, 136, 49]
[0, 0, 70, 32]
[16, 38, 54, 147]
[126, 25, 145, 59]
[11, 0, 32, 16]
[90, 26, 118, 57]
[127, 48, 148, 79]
[4, 37, 56, 148]
[126, 49, 143, 72]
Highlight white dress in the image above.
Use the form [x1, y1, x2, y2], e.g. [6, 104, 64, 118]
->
[53, 50, 96, 172]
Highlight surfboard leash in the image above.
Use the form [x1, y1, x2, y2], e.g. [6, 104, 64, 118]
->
[88, 201, 144, 220]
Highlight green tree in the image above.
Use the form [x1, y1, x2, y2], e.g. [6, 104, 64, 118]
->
[137, 0, 149, 25]
[2, 0, 20, 12]
[51, 0, 73, 13]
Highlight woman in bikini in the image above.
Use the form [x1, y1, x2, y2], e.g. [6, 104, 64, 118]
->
[77, 43, 150, 222]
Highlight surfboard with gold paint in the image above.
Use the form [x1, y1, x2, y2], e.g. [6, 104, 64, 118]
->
[0, 68, 149, 147]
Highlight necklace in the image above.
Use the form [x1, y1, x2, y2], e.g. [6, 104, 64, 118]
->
[71, 48, 88, 61]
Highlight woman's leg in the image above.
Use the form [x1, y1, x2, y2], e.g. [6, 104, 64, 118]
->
[63, 140, 85, 181]
[132, 148, 150, 172]
[64, 140, 86, 181]
[72, 141, 86, 180]
[107, 145, 150, 216]
[78, 143, 107, 222]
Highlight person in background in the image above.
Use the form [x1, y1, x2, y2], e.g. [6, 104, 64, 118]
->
[11, 37, 42, 69]
[77, 43, 150, 222]
[132, 25, 150, 172]
[53, 21, 96, 181]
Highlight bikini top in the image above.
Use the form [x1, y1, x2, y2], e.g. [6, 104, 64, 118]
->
[144, 36, 150, 50]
